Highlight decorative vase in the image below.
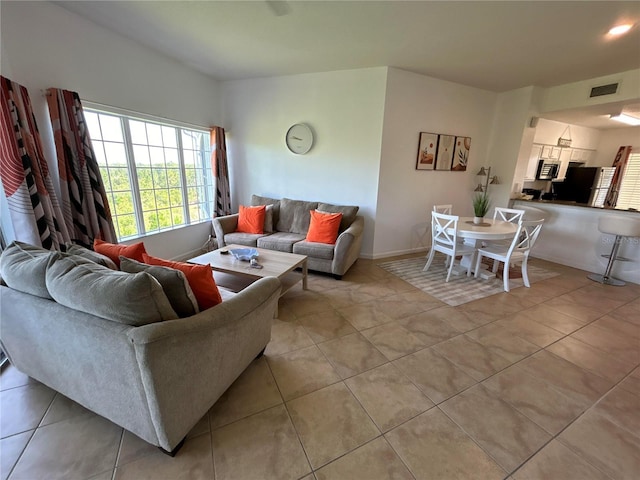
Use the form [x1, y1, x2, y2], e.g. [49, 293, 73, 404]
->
[473, 216, 484, 225]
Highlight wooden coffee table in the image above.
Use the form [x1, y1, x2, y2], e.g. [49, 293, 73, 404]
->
[188, 245, 308, 310]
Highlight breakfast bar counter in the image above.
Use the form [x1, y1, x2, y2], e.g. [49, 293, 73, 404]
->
[511, 200, 640, 284]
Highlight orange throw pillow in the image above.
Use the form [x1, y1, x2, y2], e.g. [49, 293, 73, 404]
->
[236, 205, 266, 234]
[306, 210, 343, 245]
[93, 239, 146, 268]
[142, 253, 222, 310]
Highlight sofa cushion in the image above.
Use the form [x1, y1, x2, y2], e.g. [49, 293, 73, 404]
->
[93, 239, 147, 268]
[293, 241, 335, 260]
[317, 203, 359, 232]
[306, 210, 342, 244]
[142, 254, 222, 310]
[120, 257, 199, 318]
[236, 205, 266, 234]
[277, 198, 318, 234]
[0, 241, 57, 299]
[46, 254, 178, 326]
[224, 232, 269, 248]
[251, 195, 280, 232]
[257, 232, 306, 253]
[66, 244, 117, 270]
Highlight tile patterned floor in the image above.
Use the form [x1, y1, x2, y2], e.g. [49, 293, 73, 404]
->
[1, 255, 639, 480]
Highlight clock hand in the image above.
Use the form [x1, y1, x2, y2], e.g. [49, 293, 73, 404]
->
[291, 136, 303, 141]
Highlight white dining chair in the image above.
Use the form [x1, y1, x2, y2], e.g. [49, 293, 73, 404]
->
[473, 219, 544, 292]
[433, 204, 453, 214]
[423, 212, 477, 282]
[485, 207, 526, 248]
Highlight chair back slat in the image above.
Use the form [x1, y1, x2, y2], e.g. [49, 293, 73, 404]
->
[494, 207, 525, 224]
[515, 219, 544, 252]
[432, 212, 458, 247]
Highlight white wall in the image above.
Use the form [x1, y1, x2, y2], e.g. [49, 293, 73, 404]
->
[533, 118, 601, 150]
[375, 68, 497, 257]
[222, 68, 388, 256]
[592, 127, 640, 167]
[0, 1, 223, 259]
[540, 69, 640, 113]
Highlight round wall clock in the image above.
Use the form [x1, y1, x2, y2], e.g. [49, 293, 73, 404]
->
[285, 123, 314, 154]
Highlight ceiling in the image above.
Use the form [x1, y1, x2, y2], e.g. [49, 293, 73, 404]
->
[56, 0, 640, 129]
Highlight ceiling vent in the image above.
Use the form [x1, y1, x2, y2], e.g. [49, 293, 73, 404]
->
[589, 83, 619, 98]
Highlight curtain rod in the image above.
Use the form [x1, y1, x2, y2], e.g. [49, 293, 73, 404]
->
[40, 90, 213, 132]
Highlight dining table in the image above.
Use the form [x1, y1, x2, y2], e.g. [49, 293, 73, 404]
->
[447, 216, 519, 278]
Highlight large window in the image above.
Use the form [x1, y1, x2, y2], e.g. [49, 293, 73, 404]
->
[84, 108, 213, 240]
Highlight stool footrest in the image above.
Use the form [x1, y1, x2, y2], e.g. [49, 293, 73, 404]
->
[600, 254, 633, 262]
[588, 273, 626, 286]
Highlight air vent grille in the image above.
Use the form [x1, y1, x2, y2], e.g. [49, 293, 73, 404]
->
[590, 83, 619, 98]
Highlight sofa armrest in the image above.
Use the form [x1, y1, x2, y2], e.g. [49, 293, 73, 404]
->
[126, 276, 280, 451]
[212, 214, 239, 247]
[332, 216, 364, 276]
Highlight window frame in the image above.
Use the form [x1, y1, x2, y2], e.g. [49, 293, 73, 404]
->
[84, 103, 214, 241]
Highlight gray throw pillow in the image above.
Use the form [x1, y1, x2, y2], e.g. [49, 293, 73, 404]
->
[252, 195, 280, 231]
[120, 257, 199, 318]
[46, 254, 178, 326]
[0, 241, 57, 299]
[317, 203, 359, 232]
[277, 198, 319, 234]
[66, 244, 117, 270]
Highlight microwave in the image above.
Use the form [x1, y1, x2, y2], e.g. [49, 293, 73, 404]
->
[536, 160, 560, 180]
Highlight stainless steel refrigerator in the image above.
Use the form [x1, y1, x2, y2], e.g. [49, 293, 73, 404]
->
[563, 167, 616, 207]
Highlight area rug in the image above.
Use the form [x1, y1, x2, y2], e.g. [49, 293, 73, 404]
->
[378, 255, 559, 307]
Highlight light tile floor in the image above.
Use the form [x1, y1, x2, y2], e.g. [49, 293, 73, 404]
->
[1, 255, 639, 480]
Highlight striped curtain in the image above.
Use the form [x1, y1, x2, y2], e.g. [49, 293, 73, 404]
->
[46, 88, 116, 247]
[0, 76, 69, 250]
[604, 145, 632, 208]
[211, 126, 231, 217]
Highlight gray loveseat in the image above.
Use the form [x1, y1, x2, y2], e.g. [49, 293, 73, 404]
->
[213, 195, 364, 278]
[0, 242, 280, 454]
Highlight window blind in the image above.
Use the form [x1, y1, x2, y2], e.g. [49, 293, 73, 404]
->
[616, 152, 640, 210]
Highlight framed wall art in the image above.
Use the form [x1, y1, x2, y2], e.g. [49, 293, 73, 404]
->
[435, 134, 454, 170]
[416, 132, 437, 170]
[415, 131, 471, 172]
[452, 136, 471, 171]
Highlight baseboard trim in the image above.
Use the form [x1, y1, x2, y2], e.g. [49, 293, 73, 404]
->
[361, 247, 429, 261]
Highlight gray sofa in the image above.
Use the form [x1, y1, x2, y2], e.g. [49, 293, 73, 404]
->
[0, 242, 280, 454]
[213, 195, 364, 278]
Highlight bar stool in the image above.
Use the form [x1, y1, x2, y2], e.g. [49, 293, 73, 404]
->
[588, 215, 640, 286]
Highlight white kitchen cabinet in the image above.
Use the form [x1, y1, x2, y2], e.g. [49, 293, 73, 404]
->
[541, 145, 561, 159]
[525, 144, 543, 180]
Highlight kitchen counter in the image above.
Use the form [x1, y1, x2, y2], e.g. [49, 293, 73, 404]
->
[513, 198, 639, 213]
[512, 200, 639, 284]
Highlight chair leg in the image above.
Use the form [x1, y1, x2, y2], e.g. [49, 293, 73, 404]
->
[521, 257, 530, 287]
[423, 248, 436, 272]
[474, 252, 483, 278]
[492, 259, 499, 273]
[503, 261, 510, 292]
[445, 255, 455, 282]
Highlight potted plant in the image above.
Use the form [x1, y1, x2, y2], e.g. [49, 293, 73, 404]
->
[472, 192, 490, 224]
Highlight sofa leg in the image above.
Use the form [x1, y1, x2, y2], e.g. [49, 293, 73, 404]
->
[255, 347, 266, 359]
[333, 274, 342, 280]
[158, 438, 185, 457]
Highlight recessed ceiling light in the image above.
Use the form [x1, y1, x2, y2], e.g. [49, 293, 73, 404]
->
[610, 113, 640, 126]
[608, 24, 633, 36]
